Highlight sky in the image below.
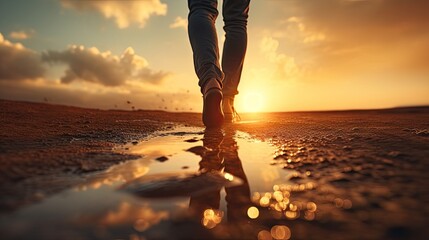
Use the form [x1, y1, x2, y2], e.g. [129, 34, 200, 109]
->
[0, 0, 428, 113]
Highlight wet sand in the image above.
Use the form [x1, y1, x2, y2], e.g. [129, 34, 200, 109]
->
[1, 99, 428, 239]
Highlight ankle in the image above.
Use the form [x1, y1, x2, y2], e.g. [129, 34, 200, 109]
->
[202, 79, 222, 95]
[222, 96, 235, 114]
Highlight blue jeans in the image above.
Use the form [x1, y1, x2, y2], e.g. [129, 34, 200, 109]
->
[188, 0, 250, 96]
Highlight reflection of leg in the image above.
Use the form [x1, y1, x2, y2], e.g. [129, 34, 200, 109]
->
[225, 164, 251, 221]
[222, 128, 251, 222]
[189, 191, 220, 217]
[199, 128, 224, 171]
[188, 0, 224, 91]
[189, 128, 224, 217]
[221, 0, 250, 98]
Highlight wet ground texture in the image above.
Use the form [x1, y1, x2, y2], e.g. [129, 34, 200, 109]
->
[1, 100, 429, 239]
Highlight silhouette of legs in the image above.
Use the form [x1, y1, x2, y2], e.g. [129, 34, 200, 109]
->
[189, 128, 224, 216]
[189, 127, 251, 225]
[222, 0, 250, 98]
[188, 0, 224, 91]
[222, 127, 251, 222]
[188, 0, 250, 97]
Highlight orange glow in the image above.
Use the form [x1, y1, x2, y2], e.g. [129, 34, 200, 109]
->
[247, 206, 260, 219]
[270, 225, 291, 240]
[236, 91, 266, 113]
[202, 209, 223, 229]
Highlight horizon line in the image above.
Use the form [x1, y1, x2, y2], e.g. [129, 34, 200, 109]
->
[2, 98, 429, 114]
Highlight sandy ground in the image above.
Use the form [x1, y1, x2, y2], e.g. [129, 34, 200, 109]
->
[0, 100, 201, 212]
[1, 99, 429, 239]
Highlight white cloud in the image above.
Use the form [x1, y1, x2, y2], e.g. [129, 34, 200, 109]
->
[0, 33, 45, 81]
[9, 30, 34, 40]
[170, 16, 187, 30]
[0, 32, 199, 112]
[42, 45, 168, 86]
[61, 0, 167, 29]
[285, 17, 326, 44]
[260, 37, 299, 80]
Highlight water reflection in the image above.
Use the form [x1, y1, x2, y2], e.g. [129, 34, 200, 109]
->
[1, 119, 420, 239]
[0, 125, 308, 239]
[189, 127, 252, 227]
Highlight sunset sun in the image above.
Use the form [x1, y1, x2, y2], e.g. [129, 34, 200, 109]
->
[237, 91, 265, 113]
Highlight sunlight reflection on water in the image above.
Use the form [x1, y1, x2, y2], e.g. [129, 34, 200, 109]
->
[0, 126, 319, 239]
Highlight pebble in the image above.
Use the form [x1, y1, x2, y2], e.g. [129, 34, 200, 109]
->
[155, 156, 169, 162]
[186, 146, 208, 156]
[343, 146, 352, 151]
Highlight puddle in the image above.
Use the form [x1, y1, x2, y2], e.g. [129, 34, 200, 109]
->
[0, 126, 317, 239]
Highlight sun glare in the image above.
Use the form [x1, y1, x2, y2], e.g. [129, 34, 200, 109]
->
[237, 91, 265, 113]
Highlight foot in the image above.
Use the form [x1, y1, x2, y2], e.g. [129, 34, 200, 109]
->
[202, 80, 224, 128]
[222, 96, 240, 123]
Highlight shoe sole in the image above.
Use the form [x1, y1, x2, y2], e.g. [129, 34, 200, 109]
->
[203, 89, 224, 128]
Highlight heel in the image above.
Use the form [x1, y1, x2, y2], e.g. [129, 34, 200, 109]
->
[202, 89, 224, 128]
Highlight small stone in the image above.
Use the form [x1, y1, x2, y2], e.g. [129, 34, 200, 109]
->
[33, 192, 45, 200]
[155, 156, 169, 162]
[416, 129, 429, 136]
[343, 146, 352, 151]
[387, 151, 400, 157]
[186, 146, 208, 156]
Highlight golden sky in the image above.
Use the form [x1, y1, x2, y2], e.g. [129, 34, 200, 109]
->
[0, 0, 428, 112]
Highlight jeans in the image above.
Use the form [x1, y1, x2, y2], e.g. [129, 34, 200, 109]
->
[188, 0, 250, 96]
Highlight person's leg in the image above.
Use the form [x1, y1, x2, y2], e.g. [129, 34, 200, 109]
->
[221, 0, 250, 119]
[188, 0, 224, 127]
[188, 0, 224, 91]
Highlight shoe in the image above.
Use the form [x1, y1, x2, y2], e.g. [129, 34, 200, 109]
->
[222, 96, 241, 123]
[202, 79, 224, 128]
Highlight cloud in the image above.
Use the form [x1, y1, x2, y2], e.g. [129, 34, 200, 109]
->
[262, 0, 429, 81]
[260, 36, 299, 80]
[293, 0, 429, 36]
[170, 16, 187, 30]
[9, 30, 35, 40]
[42, 46, 168, 86]
[60, 0, 167, 29]
[0, 33, 196, 112]
[0, 33, 45, 81]
[0, 78, 202, 112]
[284, 17, 325, 43]
[289, 0, 429, 53]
